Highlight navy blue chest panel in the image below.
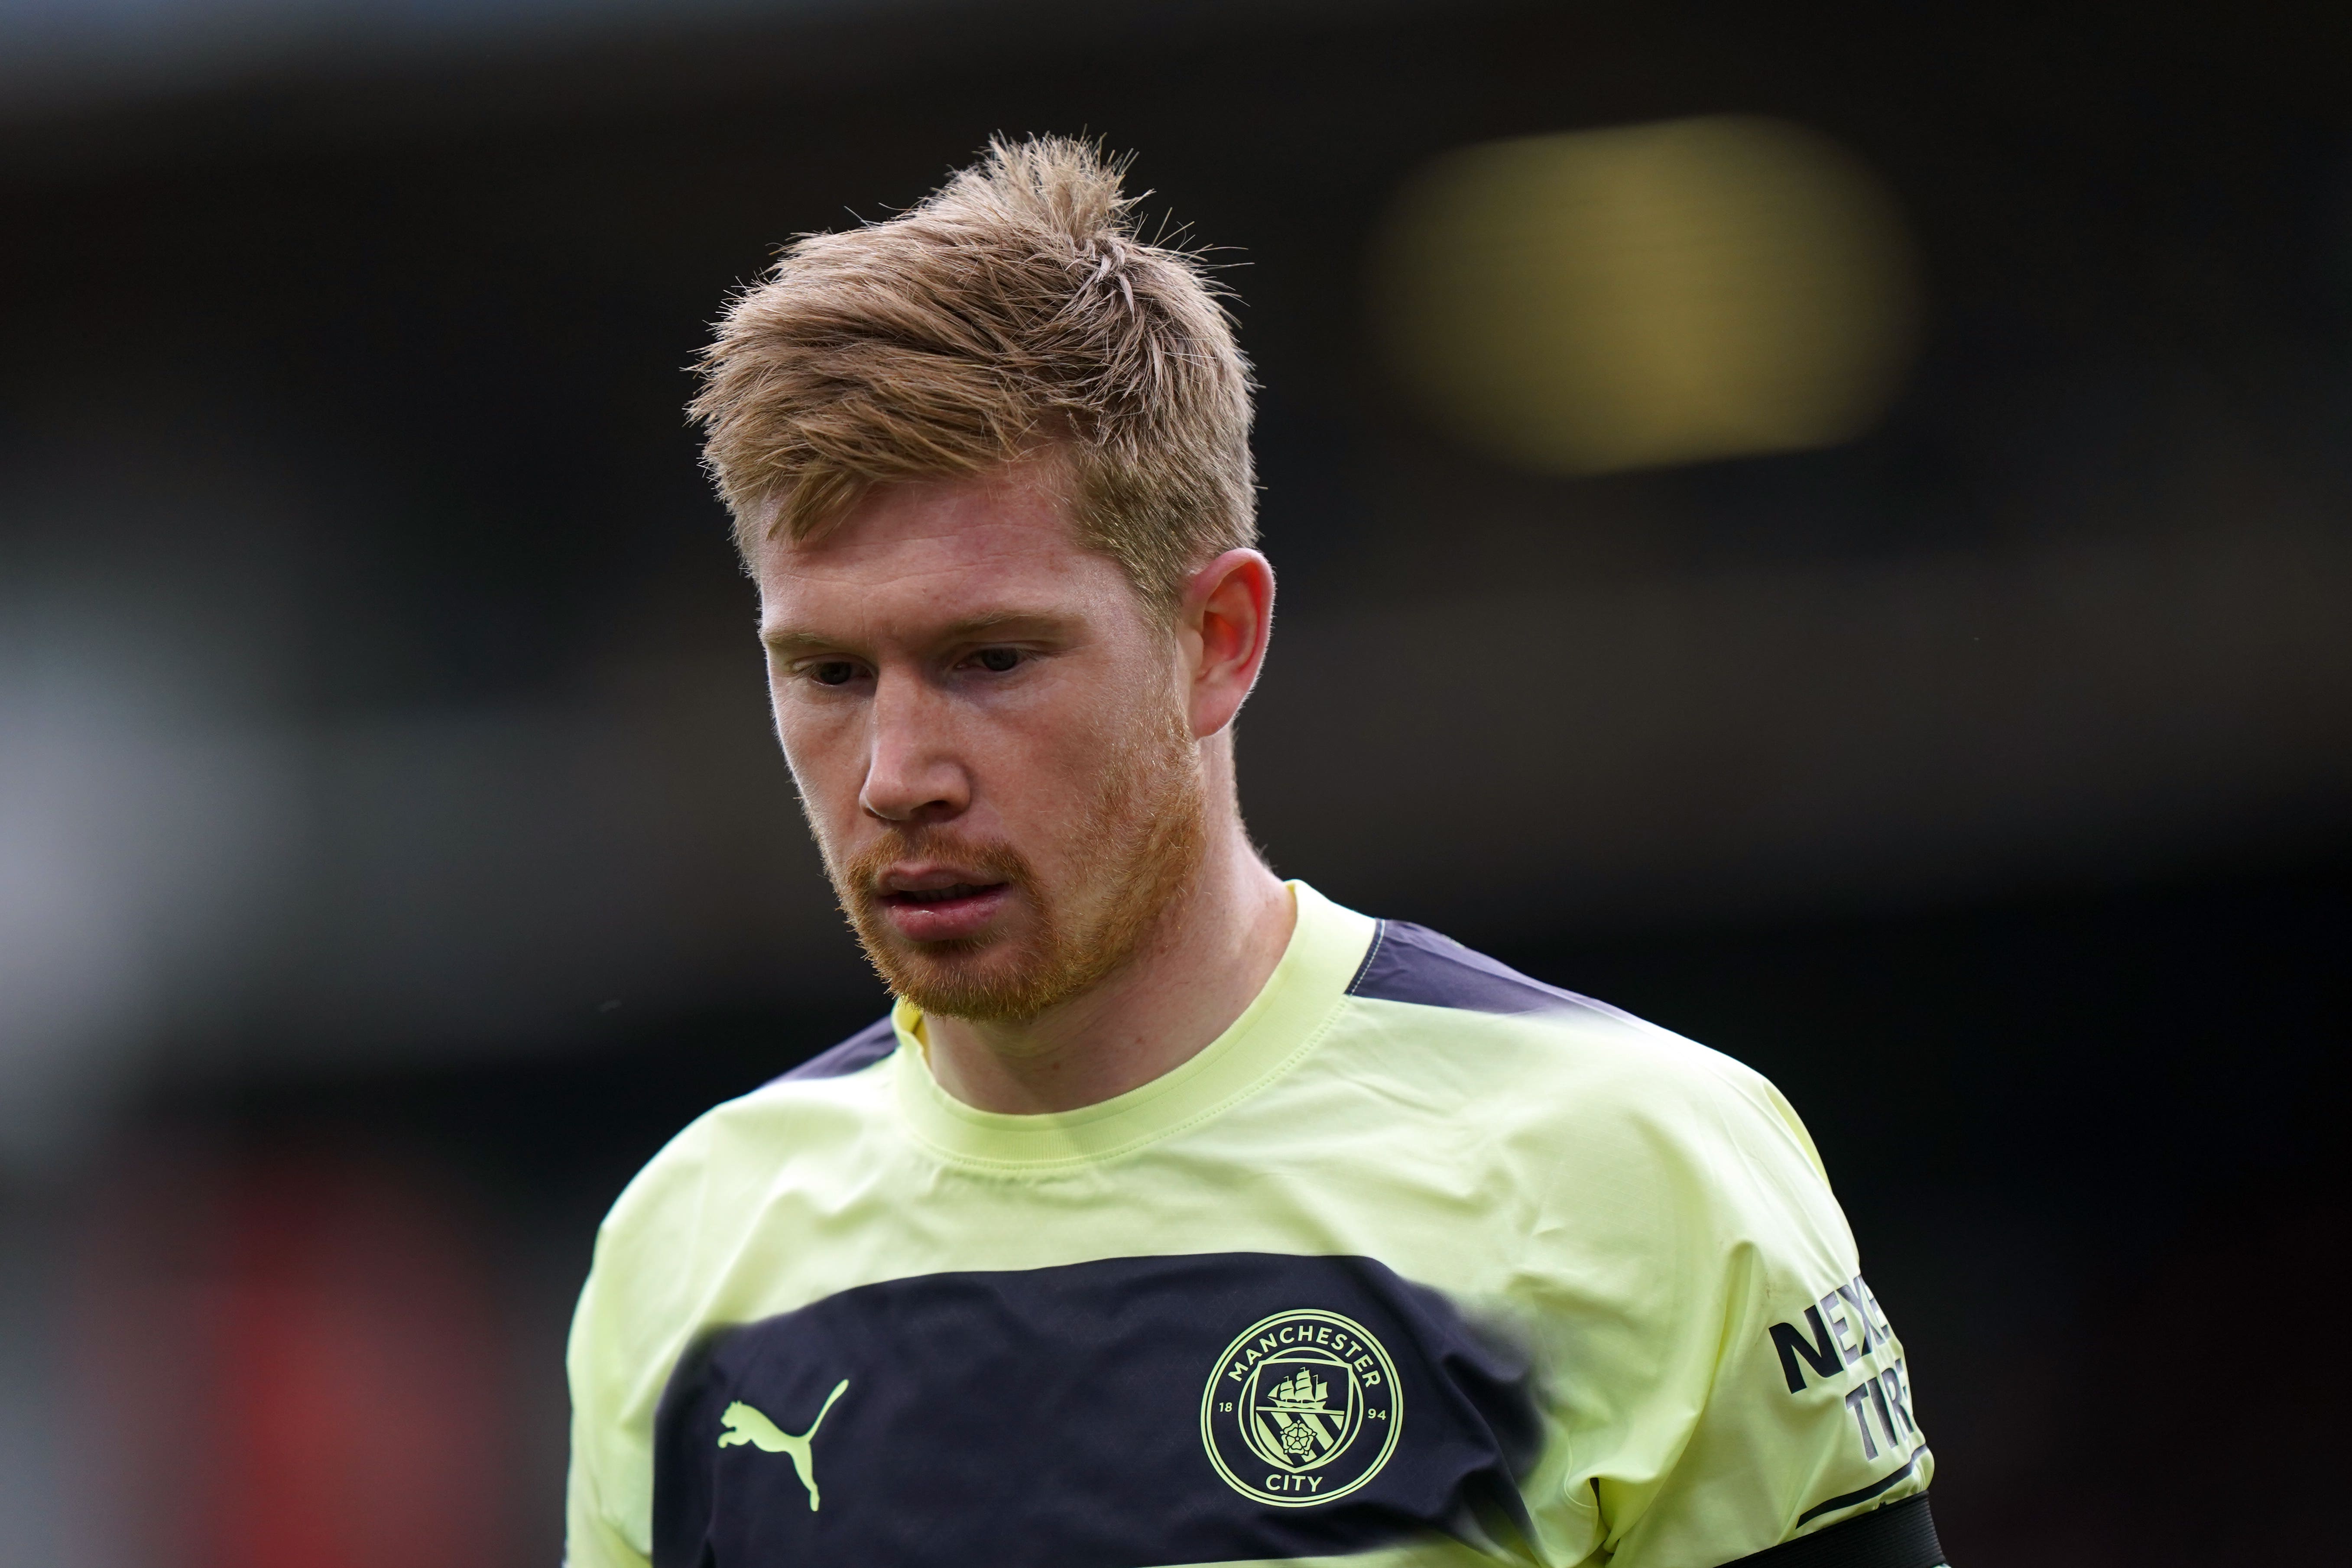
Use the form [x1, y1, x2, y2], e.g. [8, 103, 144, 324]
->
[652, 1252, 1542, 1568]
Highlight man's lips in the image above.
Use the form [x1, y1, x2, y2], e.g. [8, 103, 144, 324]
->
[885, 882, 1000, 904]
[875, 876, 1013, 942]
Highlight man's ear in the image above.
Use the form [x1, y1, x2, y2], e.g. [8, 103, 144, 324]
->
[1180, 549, 1276, 739]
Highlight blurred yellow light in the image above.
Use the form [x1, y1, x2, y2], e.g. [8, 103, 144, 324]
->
[1369, 116, 1920, 474]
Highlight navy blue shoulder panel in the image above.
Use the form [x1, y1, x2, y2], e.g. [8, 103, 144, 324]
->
[773, 1015, 897, 1084]
[1347, 919, 1620, 1019]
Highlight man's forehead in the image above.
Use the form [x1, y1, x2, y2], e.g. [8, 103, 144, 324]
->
[757, 518, 1106, 614]
[759, 463, 1081, 575]
[754, 466, 1133, 643]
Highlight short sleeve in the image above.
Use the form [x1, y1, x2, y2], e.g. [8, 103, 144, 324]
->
[564, 1121, 723, 1568]
[565, 1229, 657, 1568]
[1547, 1041, 1938, 1567]
[1617, 1249, 1937, 1564]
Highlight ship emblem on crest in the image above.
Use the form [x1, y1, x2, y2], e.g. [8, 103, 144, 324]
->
[1200, 1308, 1402, 1507]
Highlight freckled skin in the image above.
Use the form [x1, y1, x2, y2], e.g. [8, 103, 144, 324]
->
[752, 454, 1293, 1114]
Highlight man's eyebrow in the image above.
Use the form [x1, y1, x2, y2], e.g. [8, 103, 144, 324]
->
[759, 609, 1074, 655]
[759, 626, 842, 656]
[935, 609, 1073, 639]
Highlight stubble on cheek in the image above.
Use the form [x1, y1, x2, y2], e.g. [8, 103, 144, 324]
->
[802, 698, 1207, 1023]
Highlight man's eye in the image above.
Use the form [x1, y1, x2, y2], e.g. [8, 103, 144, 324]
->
[973, 647, 1022, 674]
[808, 660, 859, 687]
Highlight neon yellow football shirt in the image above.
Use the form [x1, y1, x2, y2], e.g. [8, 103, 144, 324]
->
[567, 883, 1939, 1567]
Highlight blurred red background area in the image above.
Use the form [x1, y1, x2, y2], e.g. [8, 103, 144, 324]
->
[68, 1151, 511, 1568]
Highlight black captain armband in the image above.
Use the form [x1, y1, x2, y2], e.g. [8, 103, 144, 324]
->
[1722, 1493, 1946, 1568]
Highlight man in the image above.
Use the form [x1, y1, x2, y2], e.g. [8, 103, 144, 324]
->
[566, 137, 1945, 1568]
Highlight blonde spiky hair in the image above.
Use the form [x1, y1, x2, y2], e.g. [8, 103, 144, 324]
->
[691, 136, 1256, 609]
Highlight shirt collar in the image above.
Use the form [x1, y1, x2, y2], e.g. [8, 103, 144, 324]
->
[889, 880, 1374, 1170]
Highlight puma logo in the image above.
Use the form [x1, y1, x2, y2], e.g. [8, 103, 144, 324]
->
[717, 1380, 850, 1511]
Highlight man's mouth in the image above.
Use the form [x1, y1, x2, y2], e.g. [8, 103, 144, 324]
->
[874, 876, 1014, 942]
[885, 882, 1003, 906]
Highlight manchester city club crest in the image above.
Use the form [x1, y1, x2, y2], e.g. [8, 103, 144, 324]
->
[1200, 1308, 1402, 1507]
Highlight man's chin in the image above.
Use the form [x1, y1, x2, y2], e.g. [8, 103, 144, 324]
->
[876, 953, 1068, 1024]
[851, 918, 1053, 1023]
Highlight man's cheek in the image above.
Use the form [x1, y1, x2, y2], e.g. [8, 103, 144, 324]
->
[775, 731, 853, 822]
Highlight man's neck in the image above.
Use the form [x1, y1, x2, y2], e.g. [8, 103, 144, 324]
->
[921, 828, 1294, 1115]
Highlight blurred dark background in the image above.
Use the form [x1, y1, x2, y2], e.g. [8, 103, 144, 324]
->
[2, 2, 2347, 1564]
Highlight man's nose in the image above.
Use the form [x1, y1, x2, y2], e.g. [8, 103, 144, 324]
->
[858, 672, 970, 824]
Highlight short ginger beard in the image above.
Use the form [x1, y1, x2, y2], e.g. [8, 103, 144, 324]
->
[821, 698, 1208, 1023]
